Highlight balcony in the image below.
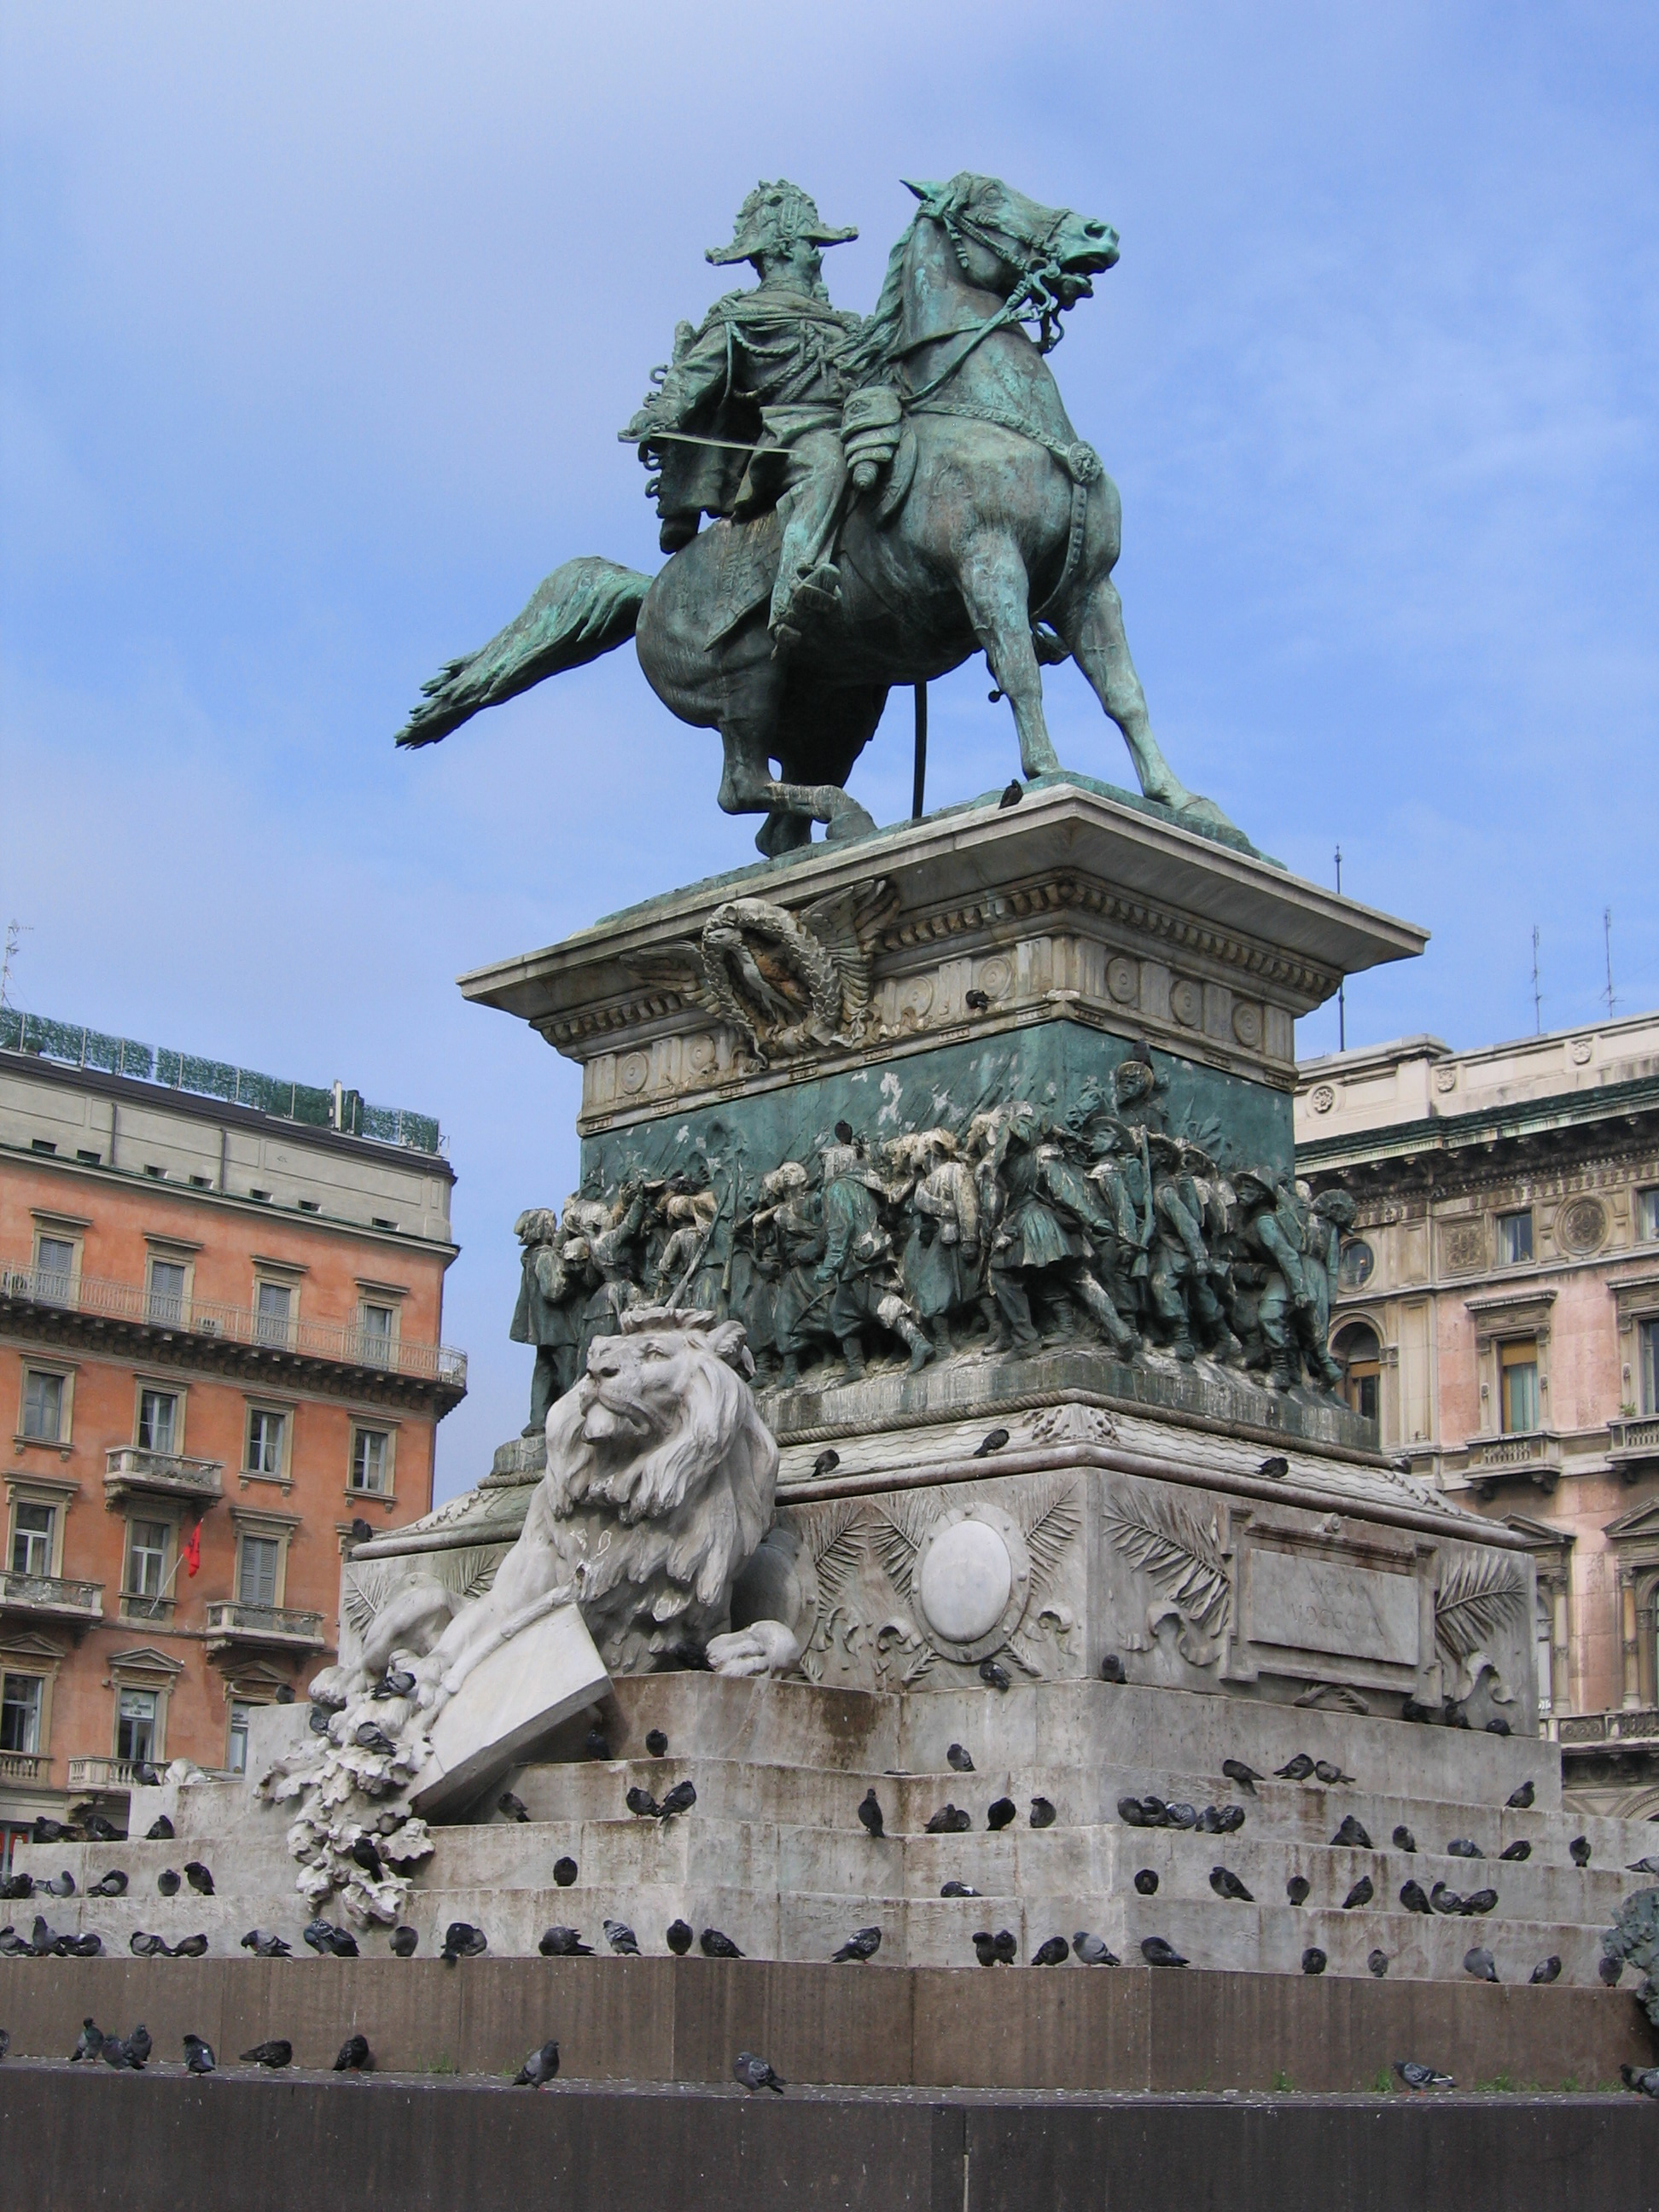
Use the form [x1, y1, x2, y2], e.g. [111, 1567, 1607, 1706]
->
[1557, 1708, 1659, 1748]
[117, 1590, 175, 1627]
[1, 1260, 466, 1402]
[0, 1569, 103, 1627]
[1466, 1429, 1564, 1502]
[104, 1447, 224, 1508]
[203, 1598, 325, 1656]
[1607, 1415, 1659, 1481]
[0, 1751, 45, 1785]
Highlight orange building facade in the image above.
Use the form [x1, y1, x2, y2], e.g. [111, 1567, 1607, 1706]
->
[0, 1024, 463, 1860]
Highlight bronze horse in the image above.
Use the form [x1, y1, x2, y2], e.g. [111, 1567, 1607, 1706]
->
[397, 173, 1239, 857]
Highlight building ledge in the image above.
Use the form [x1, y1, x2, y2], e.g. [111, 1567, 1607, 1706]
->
[1557, 1707, 1659, 1749]
[0, 1570, 102, 1627]
[203, 1599, 325, 1657]
[104, 1447, 224, 1508]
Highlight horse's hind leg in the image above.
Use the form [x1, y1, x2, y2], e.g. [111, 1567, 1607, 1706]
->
[717, 715, 877, 859]
[956, 536, 1061, 780]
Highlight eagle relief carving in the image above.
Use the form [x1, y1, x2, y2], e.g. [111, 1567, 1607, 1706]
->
[627, 880, 898, 1068]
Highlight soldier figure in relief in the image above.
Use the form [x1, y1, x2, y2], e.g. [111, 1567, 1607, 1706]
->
[510, 1208, 581, 1435]
[814, 1139, 934, 1381]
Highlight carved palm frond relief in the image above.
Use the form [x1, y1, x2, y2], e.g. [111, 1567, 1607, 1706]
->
[1435, 1550, 1526, 1663]
[1103, 1484, 1231, 1637]
[1019, 1475, 1080, 1595]
[870, 1497, 935, 1607]
[804, 1501, 866, 1610]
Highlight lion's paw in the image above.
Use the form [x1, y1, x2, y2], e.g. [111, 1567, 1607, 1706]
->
[706, 1620, 804, 1679]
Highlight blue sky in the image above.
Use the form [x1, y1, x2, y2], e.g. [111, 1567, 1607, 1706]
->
[3, 4, 1655, 1497]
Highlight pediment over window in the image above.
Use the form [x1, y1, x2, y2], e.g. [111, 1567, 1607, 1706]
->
[105, 1644, 185, 1678]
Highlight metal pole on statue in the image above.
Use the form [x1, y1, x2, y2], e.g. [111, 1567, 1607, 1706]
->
[911, 683, 928, 820]
[1335, 845, 1346, 1052]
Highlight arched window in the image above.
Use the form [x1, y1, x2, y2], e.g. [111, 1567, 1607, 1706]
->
[1332, 1321, 1381, 1423]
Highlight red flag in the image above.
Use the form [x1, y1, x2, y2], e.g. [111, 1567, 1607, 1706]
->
[182, 1522, 201, 1579]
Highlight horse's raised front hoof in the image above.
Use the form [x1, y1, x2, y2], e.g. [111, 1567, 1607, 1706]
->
[824, 798, 878, 844]
[755, 810, 813, 859]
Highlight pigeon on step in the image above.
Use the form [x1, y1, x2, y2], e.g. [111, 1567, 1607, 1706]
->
[645, 1729, 669, 1758]
[1621, 2064, 1659, 2098]
[734, 2051, 785, 2093]
[240, 2040, 292, 2069]
[1529, 1956, 1561, 1984]
[1032, 1936, 1070, 1966]
[1074, 1931, 1119, 1965]
[1029, 1797, 1057, 1829]
[1330, 1815, 1373, 1850]
[515, 2040, 560, 2087]
[1600, 1956, 1624, 1987]
[1141, 1936, 1188, 1967]
[1134, 1870, 1160, 1895]
[442, 1922, 488, 1965]
[1569, 1837, 1591, 1867]
[240, 1930, 291, 1958]
[1275, 1755, 1315, 1781]
[811, 1450, 840, 1478]
[832, 1927, 882, 1963]
[604, 1919, 641, 1957]
[334, 2034, 371, 2073]
[1301, 1947, 1327, 1975]
[1399, 1881, 1431, 1915]
[146, 1814, 174, 1842]
[1499, 1841, 1531, 1863]
[497, 1792, 530, 1824]
[183, 1862, 214, 1896]
[858, 1789, 885, 1841]
[537, 1926, 590, 1957]
[1314, 1761, 1355, 1786]
[1627, 1856, 1659, 1877]
[1258, 1455, 1289, 1479]
[183, 2033, 215, 2075]
[90, 1871, 128, 1898]
[701, 1928, 743, 1959]
[1429, 1883, 1464, 1916]
[1368, 1950, 1390, 1978]
[978, 1659, 1011, 1691]
[1099, 1654, 1126, 1683]
[1342, 1877, 1375, 1911]
[1463, 1946, 1499, 1983]
[666, 1920, 693, 1956]
[1506, 1779, 1534, 1810]
[129, 1932, 170, 1959]
[1393, 1825, 1417, 1853]
[940, 1882, 980, 1898]
[1395, 2060, 1455, 2091]
[585, 1726, 611, 1761]
[1210, 1866, 1253, 1902]
[946, 1743, 975, 1773]
[157, 1870, 181, 1896]
[554, 1858, 579, 1887]
[172, 1934, 208, 1958]
[1285, 1877, 1311, 1906]
[626, 1786, 662, 1819]
[925, 1804, 970, 1834]
[390, 1927, 418, 1957]
[1447, 1839, 1484, 1860]
[1221, 1760, 1261, 1796]
[658, 1780, 697, 1821]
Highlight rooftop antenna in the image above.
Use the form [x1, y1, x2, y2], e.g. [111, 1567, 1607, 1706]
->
[0, 920, 32, 1013]
[1334, 847, 1346, 1051]
[1531, 924, 1542, 1036]
[1603, 906, 1615, 1017]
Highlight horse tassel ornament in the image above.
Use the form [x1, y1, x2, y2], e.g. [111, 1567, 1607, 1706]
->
[396, 172, 1243, 859]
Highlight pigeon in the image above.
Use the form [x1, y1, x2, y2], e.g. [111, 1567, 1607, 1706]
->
[1399, 1698, 1435, 1723]
[1029, 1797, 1057, 1830]
[1444, 1703, 1470, 1730]
[183, 2033, 216, 2075]
[352, 1723, 397, 1758]
[946, 1743, 975, 1773]
[349, 1517, 374, 1543]
[1141, 1936, 1188, 1968]
[0, 1927, 32, 1958]
[157, 1869, 181, 1896]
[1368, 1950, 1390, 1978]
[1627, 1856, 1659, 1877]
[858, 1789, 885, 1840]
[0, 2030, 9, 2059]
[1098, 1654, 1126, 1683]
[644, 1729, 670, 1758]
[604, 1919, 641, 1957]
[984, 1797, 1016, 1831]
[964, 988, 991, 1012]
[1400, 1880, 1432, 1915]
[1166, 1802, 1199, 1831]
[979, 1659, 1011, 1692]
[835, 1121, 855, 1144]
[304, 1918, 358, 1957]
[1463, 1946, 1499, 1983]
[90, 1871, 128, 1897]
[440, 1922, 488, 1965]
[538, 1925, 589, 1957]
[309, 1705, 334, 1737]
[1529, 1956, 1562, 1985]
[1342, 1877, 1375, 1911]
[701, 1927, 743, 1959]
[925, 1804, 970, 1834]
[1429, 1883, 1464, 1916]
[1599, 1956, 1624, 1987]
[1569, 1836, 1591, 1867]
[1133, 1870, 1160, 1896]
[515, 2039, 561, 2087]
[998, 780, 1023, 809]
[1116, 1796, 1148, 1827]
[1275, 1755, 1315, 1781]
[376, 1667, 417, 1700]
[832, 1926, 882, 1963]
[1285, 1876, 1312, 1906]
[1258, 1455, 1289, 1478]
[129, 1931, 170, 1959]
[1485, 1717, 1511, 1737]
[72, 2017, 102, 2063]
[734, 2051, 784, 2093]
[1313, 1761, 1355, 1786]
[1393, 1825, 1417, 1852]
[498, 1791, 530, 1825]
[626, 1786, 663, 1819]
[390, 1926, 418, 1957]
[1210, 1866, 1253, 1902]
[172, 1933, 209, 1958]
[101, 2033, 136, 2069]
[553, 1857, 579, 1887]
[1196, 1804, 1247, 1835]
[83, 1811, 122, 1842]
[32, 1817, 70, 1843]
[1447, 1838, 1483, 1860]
[811, 1450, 840, 1478]
[1395, 2060, 1455, 2091]
[351, 1835, 383, 1879]
[972, 1931, 1003, 1966]
[666, 1920, 693, 1956]
[1499, 1841, 1531, 1862]
[1506, 1779, 1534, 1810]
[183, 1861, 215, 1896]
[1301, 1947, 1327, 1975]
[241, 1930, 291, 1959]
[1621, 2065, 1659, 2098]
[240, 2040, 293, 2069]
[974, 1429, 1010, 1458]
[1331, 1815, 1373, 1850]
[1074, 1932, 1120, 1965]
[1221, 1759, 1261, 1796]
[0, 1873, 32, 1900]
[658, 1780, 697, 1821]
[585, 1727, 611, 1761]
[43, 1871, 75, 1897]
[1032, 1936, 1070, 1966]
[940, 1881, 981, 1898]
[992, 1929, 1018, 1964]
[1458, 1889, 1498, 1918]
[131, 1759, 162, 1785]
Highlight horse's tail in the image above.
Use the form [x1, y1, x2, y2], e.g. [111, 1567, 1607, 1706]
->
[395, 556, 654, 747]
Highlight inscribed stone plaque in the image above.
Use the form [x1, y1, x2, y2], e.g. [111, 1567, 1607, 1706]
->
[411, 1602, 610, 1816]
[1249, 1549, 1418, 1667]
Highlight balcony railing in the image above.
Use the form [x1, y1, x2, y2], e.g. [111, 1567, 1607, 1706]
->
[2, 1261, 466, 1388]
[203, 1599, 324, 1651]
[0, 1751, 44, 1784]
[1557, 1708, 1659, 1748]
[66, 1756, 146, 1791]
[0, 1570, 103, 1624]
[1464, 1429, 1563, 1500]
[104, 1447, 224, 1507]
[1608, 1415, 1659, 1480]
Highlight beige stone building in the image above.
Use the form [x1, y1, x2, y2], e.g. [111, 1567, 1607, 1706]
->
[1295, 1011, 1659, 1814]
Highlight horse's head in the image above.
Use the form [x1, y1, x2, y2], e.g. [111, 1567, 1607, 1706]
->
[905, 173, 1118, 338]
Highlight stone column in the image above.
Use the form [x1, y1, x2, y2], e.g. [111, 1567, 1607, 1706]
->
[1550, 1580, 1571, 1716]
[1621, 1571, 1642, 1711]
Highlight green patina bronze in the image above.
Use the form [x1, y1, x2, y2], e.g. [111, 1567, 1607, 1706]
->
[396, 172, 1243, 859]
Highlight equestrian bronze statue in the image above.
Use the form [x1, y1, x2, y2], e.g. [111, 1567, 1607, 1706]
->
[396, 172, 1242, 858]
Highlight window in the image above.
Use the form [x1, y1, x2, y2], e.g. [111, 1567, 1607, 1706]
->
[1640, 1188, 1659, 1243]
[350, 1428, 389, 1494]
[254, 1279, 293, 1347]
[1499, 1340, 1540, 1434]
[9, 1503, 55, 1577]
[115, 1688, 157, 1764]
[1334, 1322, 1381, 1423]
[1496, 1209, 1534, 1266]
[1641, 1318, 1659, 1419]
[0, 1674, 43, 1755]
[146, 1258, 187, 1326]
[126, 1519, 170, 1602]
[359, 1303, 395, 1368]
[20, 1371, 65, 1443]
[245, 1406, 288, 1477]
[227, 1698, 254, 1775]
[1336, 1239, 1375, 1290]
[137, 1388, 179, 1454]
[33, 1235, 74, 1306]
[30, 1139, 56, 1155]
[237, 1534, 280, 1609]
